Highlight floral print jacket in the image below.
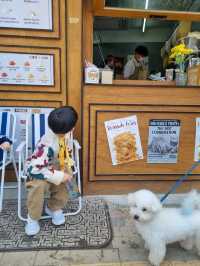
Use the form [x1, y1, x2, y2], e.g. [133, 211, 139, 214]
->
[26, 130, 65, 185]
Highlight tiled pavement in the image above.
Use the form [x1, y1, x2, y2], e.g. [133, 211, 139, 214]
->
[1, 193, 200, 266]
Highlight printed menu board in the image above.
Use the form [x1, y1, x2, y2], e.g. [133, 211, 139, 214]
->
[0, 52, 54, 86]
[105, 116, 143, 165]
[147, 119, 181, 163]
[0, 0, 52, 30]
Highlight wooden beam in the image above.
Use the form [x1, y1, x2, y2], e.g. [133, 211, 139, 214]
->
[67, 0, 82, 141]
[83, 0, 93, 62]
[94, 7, 200, 21]
[92, 0, 105, 12]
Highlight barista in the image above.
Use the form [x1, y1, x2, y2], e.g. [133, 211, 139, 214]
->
[123, 46, 149, 80]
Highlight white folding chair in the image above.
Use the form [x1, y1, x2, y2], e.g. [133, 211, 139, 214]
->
[17, 112, 82, 222]
[0, 111, 18, 212]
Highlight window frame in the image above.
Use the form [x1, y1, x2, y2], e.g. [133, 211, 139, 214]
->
[92, 0, 200, 21]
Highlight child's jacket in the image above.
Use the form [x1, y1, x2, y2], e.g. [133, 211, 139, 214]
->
[26, 130, 66, 185]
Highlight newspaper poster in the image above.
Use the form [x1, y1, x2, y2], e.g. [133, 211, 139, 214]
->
[0, 106, 53, 160]
[147, 119, 180, 163]
[104, 115, 143, 165]
[194, 118, 200, 161]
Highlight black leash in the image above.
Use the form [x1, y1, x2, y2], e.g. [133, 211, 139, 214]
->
[160, 160, 200, 203]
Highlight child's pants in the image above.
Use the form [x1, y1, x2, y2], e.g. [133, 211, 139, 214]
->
[26, 179, 68, 220]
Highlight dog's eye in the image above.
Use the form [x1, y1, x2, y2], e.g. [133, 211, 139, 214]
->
[142, 208, 147, 212]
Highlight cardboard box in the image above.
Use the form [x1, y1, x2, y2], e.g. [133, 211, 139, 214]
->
[187, 65, 200, 86]
[101, 69, 113, 84]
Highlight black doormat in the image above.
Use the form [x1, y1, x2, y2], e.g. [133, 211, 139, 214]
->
[0, 199, 112, 251]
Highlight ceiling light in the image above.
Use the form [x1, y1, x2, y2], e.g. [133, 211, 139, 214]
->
[142, 0, 149, 32]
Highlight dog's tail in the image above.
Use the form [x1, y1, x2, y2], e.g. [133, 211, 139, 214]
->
[181, 190, 200, 215]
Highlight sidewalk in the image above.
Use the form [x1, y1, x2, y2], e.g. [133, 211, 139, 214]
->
[1, 190, 200, 266]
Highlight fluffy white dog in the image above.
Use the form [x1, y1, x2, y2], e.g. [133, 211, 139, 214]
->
[128, 189, 200, 266]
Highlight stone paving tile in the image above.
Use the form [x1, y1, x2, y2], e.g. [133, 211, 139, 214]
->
[0, 251, 37, 266]
[34, 250, 70, 266]
[34, 249, 120, 266]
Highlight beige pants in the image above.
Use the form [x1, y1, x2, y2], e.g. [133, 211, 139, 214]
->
[26, 179, 68, 220]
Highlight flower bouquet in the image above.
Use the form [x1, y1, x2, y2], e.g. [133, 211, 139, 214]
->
[169, 43, 193, 86]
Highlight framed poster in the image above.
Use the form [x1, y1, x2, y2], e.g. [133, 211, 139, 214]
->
[105, 115, 143, 165]
[147, 119, 181, 164]
[0, 106, 53, 160]
[0, 52, 54, 86]
[0, 0, 52, 30]
[194, 118, 200, 162]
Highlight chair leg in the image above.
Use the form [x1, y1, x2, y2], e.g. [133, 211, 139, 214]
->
[0, 152, 7, 212]
[17, 153, 27, 222]
[12, 153, 18, 180]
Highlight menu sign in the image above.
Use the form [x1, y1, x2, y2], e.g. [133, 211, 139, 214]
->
[0, 52, 54, 86]
[105, 116, 143, 165]
[0, 0, 52, 30]
[147, 119, 180, 163]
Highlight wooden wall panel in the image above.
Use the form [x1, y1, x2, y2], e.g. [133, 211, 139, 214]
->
[83, 85, 200, 194]
[0, 0, 67, 108]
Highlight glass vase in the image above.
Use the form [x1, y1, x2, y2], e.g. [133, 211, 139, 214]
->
[175, 70, 187, 86]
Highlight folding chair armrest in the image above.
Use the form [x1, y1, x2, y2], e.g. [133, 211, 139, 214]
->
[16, 141, 26, 154]
[73, 139, 81, 150]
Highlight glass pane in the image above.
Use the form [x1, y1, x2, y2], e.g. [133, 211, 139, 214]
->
[105, 0, 200, 13]
[93, 17, 200, 87]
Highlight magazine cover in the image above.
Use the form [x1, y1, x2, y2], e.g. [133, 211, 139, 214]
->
[104, 115, 143, 165]
[147, 119, 180, 163]
[194, 118, 200, 162]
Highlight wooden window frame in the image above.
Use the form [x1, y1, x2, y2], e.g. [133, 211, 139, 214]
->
[92, 0, 200, 21]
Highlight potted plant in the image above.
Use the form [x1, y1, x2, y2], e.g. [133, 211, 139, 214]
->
[169, 43, 193, 86]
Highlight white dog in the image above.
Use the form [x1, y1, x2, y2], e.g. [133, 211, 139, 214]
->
[128, 189, 200, 266]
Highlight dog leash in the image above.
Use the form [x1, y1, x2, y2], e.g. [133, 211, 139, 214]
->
[160, 159, 200, 203]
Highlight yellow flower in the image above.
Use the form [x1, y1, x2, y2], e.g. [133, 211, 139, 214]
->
[170, 44, 193, 57]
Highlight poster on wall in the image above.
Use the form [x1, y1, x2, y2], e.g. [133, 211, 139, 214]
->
[147, 119, 181, 164]
[104, 115, 143, 166]
[194, 118, 200, 161]
[0, 0, 52, 30]
[0, 107, 53, 160]
[0, 52, 54, 86]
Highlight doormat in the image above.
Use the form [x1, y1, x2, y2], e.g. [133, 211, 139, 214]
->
[0, 199, 112, 251]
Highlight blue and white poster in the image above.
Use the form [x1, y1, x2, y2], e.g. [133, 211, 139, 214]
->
[147, 119, 181, 163]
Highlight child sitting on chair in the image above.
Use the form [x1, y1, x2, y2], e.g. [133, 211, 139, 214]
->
[0, 136, 12, 150]
[0, 137, 12, 162]
[25, 106, 78, 236]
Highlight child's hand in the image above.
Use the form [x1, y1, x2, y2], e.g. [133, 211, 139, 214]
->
[0, 142, 11, 150]
[62, 173, 72, 183]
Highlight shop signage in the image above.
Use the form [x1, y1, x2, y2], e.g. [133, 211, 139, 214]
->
[0, 0, 52, 30]
[104, 115, 143, 165]
[194, 118, 200, 161]
[147, 119, 180, 163]
[0, 52, 54, 86]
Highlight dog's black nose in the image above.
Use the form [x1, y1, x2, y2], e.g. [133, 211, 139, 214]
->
[134, 215, 139, 220]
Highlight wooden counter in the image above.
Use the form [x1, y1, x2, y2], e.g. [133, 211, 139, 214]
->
[83, 83, 200, 195]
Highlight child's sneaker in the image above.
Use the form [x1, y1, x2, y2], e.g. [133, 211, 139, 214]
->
[45, 205, 65, 225]
[25, 215, 40, 236]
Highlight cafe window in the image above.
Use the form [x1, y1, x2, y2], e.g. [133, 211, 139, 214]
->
[105, 0, 200, 13]
[91, 0, 200, 86]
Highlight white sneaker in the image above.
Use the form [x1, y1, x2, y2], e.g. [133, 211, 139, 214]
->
[25, 215, 40, 236]
[45, 206, 65, 225]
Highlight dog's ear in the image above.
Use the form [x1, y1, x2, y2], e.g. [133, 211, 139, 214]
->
[151, 198, 162, 213]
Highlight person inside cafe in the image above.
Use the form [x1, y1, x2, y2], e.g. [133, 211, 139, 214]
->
[123, 45, 149, 80]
